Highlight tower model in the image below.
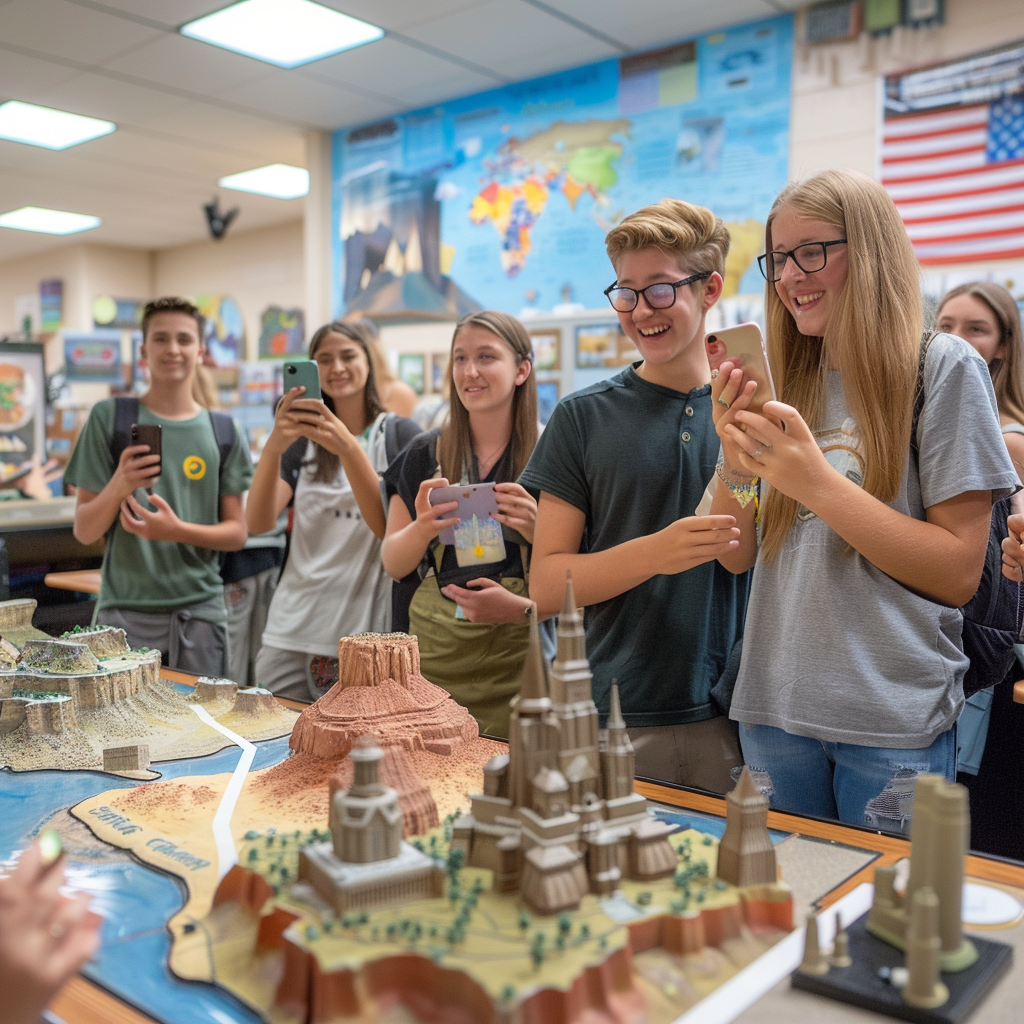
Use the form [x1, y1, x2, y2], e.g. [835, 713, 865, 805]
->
[451, 573, 677, 914]
[717, 766, 776, 888]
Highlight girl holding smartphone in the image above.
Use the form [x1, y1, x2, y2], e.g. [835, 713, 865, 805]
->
[247, 322, 420, 702]
[381, 311, 539, 738]
[709, 169, 1016, 830]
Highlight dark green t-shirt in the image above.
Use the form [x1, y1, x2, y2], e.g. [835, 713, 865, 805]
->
[65, 399, 253, 613]
[520, 365, 750, 728]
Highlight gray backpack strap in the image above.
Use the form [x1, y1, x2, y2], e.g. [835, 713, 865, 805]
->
[110, 396, 140, 470]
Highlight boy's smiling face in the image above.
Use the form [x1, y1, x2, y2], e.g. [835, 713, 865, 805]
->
[611, 246, 722, 389]
[141, 311, 203, 388]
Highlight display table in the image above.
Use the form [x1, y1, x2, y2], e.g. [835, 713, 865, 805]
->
[39, 671, 1023, 1024]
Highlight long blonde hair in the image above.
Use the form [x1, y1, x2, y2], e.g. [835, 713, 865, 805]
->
[937, 281, 1024, 425]
[437, 311, 537, 484]
[760, 169, 922, 562]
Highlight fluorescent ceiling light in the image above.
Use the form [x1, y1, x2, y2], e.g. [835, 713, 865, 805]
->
[0, 100, 115, 150]
[219, 163, 310, 199]
[0, 207, 101, 235]
[180, 0, 384, 69]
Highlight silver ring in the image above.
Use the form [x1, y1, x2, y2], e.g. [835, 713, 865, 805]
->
[710, 368, 719, 380]
[763, 442, 774, 451]
[752, 447, 764, 459]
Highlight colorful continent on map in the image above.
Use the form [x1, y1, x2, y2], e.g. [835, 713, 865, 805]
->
[469, 118, 630, 277]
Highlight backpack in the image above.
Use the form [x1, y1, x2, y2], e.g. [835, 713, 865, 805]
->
[912, 336, 1024, 697]
[110, 396, 237, 498]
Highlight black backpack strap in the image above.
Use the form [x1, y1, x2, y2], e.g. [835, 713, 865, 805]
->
[385, 413, 400, 464]
[110, 396, 139, 470]
[208, 410, 236, 497]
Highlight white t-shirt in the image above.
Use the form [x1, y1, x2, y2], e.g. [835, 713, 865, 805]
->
[730, 333, 1018, 748]
[261, 413, 392, 657]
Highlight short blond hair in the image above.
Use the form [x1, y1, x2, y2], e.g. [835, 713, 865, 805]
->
[605, 198, 730, 276]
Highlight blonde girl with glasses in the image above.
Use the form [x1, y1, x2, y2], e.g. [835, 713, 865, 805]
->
[708, 168, 1017, 831]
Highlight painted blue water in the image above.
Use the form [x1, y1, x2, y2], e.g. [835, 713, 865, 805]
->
[652, 806, 788, 844]
[0, 707, 293, 1024]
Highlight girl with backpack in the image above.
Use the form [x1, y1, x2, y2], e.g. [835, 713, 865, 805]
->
[709, 169, 1017, 830]
[247, 322, 420, 702]
[381, 310, 539, 738]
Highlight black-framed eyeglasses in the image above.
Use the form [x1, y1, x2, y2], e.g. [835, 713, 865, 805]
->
[603, 271, 711, 313]
[757, 239, 847, 283]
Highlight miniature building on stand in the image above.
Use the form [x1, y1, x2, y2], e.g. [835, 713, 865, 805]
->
[298, 734, 444, 914]
[450, 573, 677, 915]
[717, 766, 776, 887]
[866, 774, 977, 972]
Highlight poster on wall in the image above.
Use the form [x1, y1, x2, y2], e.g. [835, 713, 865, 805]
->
[0, 343, 46, 483]
[63, 330, 122, 384]
[332, 15, 792, 322]
[881, 41, 1024, 265]
[196, 294, 244, 366]
[39, 280, 63, 333]
[258, 306, 305, 358]
[93, 296, 143, 330]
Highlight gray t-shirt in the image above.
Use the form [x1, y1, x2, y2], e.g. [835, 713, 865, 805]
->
[731, 333, 1018, 748]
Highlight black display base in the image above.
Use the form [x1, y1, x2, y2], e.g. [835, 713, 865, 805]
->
[791, 913, 1013, 1024]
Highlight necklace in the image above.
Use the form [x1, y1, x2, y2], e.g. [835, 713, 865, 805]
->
[474, 439, 508, 471]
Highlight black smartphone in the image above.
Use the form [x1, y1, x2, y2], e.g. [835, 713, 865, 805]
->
[283, 359, 322, 401]
[130, 423, 162, 493]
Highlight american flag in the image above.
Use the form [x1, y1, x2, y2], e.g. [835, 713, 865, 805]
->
[881, 45, 1024, 265]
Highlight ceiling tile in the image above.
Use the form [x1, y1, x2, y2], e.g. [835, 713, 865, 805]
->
[100, 32, 277, 95]
[315, 1, 487, 32]
[0, 47, 81, 102]
[33, 70, 188, 122]
[217, 71, 398, 130]
[0, 0, 164, 64]
[71, 1, 220, 28]
[400, 0, 620, 80]
[142, 104, 305, 162]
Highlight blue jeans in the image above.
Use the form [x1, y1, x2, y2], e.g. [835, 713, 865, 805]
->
[737, 722, 956, 835]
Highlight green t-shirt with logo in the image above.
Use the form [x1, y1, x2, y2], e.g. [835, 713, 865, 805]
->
[65, 399, 253, 614]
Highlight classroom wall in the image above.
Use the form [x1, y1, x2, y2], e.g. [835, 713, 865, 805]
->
[153, 220, 304, 360]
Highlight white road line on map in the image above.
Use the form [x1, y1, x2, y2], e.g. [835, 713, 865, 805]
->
[190, 705, 256, 880]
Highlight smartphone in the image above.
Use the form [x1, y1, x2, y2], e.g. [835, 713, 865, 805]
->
[283, 359, 322, 401]
[130, 423, 162, 493]
[705, 322, 778, 417]
[429, 481, 504, 566]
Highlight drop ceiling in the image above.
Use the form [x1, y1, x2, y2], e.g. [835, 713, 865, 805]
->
[0, 0, 802, 261]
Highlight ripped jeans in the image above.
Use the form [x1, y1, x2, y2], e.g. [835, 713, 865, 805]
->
[737, 722, 956, 835]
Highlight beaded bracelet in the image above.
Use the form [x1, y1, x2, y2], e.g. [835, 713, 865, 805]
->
[715, 457, 759, 509]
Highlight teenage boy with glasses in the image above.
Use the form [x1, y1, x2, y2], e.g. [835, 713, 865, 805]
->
[520, 199, 750, 792]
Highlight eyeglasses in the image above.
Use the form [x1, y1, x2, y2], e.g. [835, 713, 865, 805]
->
[757, 239, 847, 282]
[603, 271, 711, 313]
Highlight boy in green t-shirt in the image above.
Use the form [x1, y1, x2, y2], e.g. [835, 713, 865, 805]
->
[65, 297, 253, 676]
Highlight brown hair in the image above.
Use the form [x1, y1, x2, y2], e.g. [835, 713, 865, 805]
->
[605, 198, 730, 277]
[304, 321, 385, 483]
[759, 169, 922, 562]
[437, 311, 537, 484]
[343, 316, 396, 386]
[142, 296, 204, 341]
[937, 281, 1024, 425]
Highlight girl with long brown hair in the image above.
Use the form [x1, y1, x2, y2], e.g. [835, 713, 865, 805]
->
[708, 169, 1017, 830]
[247, 321, 420, 702]
[382, 310, 539, 737]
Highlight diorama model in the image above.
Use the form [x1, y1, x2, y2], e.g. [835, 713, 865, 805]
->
[793, 774, 1014, 1023]
[0, 597, 294, 775]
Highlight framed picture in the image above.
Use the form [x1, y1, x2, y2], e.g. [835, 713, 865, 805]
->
[536, 379, 560, 425]
[575, 323, 621, 368]
[63, 330, 123, 384]
[398, 353, 425, 395]
[529, 329, 560, 371]
[0, 342, 46, 483]
[430, 351, 448, 394]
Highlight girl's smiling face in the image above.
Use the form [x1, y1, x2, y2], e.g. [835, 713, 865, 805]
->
[451, 324, 531, 416]
[770, 205, 849, 338]
[312, 332, 369, 403]
[936, 293, 1004, 366]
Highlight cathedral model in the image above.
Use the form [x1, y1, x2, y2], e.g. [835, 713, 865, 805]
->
[450, 574, 678, 915]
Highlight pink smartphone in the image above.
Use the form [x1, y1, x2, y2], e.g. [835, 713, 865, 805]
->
[705, 322, 778, 417]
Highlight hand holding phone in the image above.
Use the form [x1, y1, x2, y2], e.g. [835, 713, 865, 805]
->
[130, 423, 162, 494]
[705, 322, 777, 417]
[283, 359, 322, 401]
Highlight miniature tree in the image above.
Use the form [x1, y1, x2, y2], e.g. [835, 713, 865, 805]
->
[248, 848, 259, 864]
[518, 910, 531, 935]
[557, 912, 572, 938]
